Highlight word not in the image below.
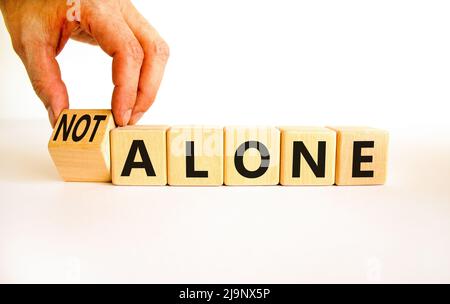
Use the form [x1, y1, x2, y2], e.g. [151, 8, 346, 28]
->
[49, 110, 389, 186]
[48, 110, 115, 182]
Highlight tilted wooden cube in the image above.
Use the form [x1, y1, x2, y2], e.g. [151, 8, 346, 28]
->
[48, 109, 116, 182]
[328, 127, 389, 185]
[224, 127, 280, 186]
[167, 126, 223, 186]
[279, 127, 336, 186]
[110, 126, 168, 186]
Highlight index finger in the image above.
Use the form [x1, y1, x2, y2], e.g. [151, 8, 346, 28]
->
[85, 10, 144, 126]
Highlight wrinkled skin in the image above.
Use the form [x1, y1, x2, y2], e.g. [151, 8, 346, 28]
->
[0, 0, 169, 127]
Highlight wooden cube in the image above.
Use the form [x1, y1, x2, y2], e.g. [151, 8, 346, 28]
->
[110, 126, 168, 186]
[224, 127, 280, 186]
[279, 127, 336, 186]
[48, 109, 116, 182]
[167, 126, 223, 186]
[328, 127, 389, 185]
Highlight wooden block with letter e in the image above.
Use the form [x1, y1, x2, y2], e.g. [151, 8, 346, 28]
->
[167, 126, 223, 186]
[224, 127, 280, 186]
[328, 127, 389, 185]
[48, 109, 116, 182]
[110, 126, 168, 186]
[279, 127, 336, 186]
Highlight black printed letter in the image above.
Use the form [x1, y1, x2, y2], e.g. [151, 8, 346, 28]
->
[186, 141, 208, 178]
[72, 114, 91, 142]
[89, 115, 107, 142]
[292, 141, 326, 178]
[121, 140, 156, 177]
[352, 141, 374, 178]
[234, 141, 270, 179]
[53, 114, 77, 141]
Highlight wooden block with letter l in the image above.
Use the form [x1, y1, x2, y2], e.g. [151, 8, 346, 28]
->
[167, 126, 223, 186]
[224, 127, 280, 186]
[279, 127, 336, 186]
[48, 109, 116, 182]
[110, 126, 168, 186]
[328, 126, 389, 185]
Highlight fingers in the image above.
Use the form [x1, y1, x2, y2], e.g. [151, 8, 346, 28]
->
[123, 3, 170, 125]
[85, 10, 144, 127]
[70, 26, 98, 46]
[20, 45, 69, 128]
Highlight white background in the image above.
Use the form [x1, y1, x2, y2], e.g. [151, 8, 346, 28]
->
[1, 0, 450, 127]
[1, 0, 450, 284]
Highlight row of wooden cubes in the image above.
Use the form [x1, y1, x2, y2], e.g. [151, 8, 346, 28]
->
[48, 110, 389, 186]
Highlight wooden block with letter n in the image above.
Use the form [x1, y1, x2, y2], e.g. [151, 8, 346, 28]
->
[279, 127, 336, 186]
[167, 126, 223, 186]
[328, 127, 389, 185]
[110, 126, 168, 186]
[224, 127, 280, 186]
[48, 109, 116, 182]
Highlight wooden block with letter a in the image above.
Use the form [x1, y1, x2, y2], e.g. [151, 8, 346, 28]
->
[328, 126, 389, 185]
[167, 126, 223, 186]
[224, 127, 280, 186]
[48, 109, 116, 182]
[279, 127, 336, 186]
[110, 126, 168, 186]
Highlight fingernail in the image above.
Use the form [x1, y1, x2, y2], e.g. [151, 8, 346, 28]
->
[122, 109, 132, 126]
[47, 107, 55, 128]
[130, 112, 144, 125]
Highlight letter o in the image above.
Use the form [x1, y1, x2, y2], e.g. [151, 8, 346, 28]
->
[72, 114, 91, 142]
[234, 141, 270, 178]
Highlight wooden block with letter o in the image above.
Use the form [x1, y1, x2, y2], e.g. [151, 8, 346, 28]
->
[279, 127, 336, 186]
[110, 126, 168, 186]
[167, 126, 223, 186]
[224, 127, 280, 186]
[48, 109, 116, 182]
[328, 127, 389, 185]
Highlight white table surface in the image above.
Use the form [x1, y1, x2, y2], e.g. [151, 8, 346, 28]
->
[1, 120, 449, 284]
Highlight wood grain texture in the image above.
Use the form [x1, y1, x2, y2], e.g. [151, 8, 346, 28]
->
[224, 127, 280, 186]
[328, 126, 389, 185]
[167, 126, 223, 186]
[110, 126, 168, 186]
[48, 109, 115, 182]
[279, 127, 336, 186]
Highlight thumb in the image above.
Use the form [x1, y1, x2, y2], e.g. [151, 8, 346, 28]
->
[21, 45, 69, 127]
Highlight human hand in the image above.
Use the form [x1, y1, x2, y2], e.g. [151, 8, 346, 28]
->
[0, 0, 169, 127]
